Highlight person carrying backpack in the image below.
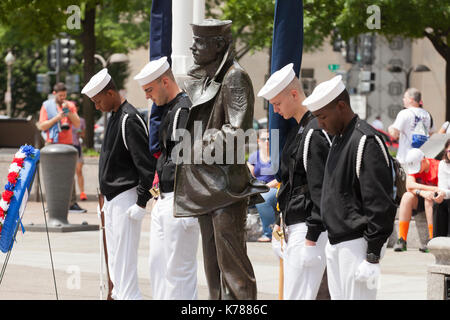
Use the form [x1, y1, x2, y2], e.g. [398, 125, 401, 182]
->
[388, 88, 433, 165]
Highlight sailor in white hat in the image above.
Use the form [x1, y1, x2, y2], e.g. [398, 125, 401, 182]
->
[134, 57, 200, 300]
[82, 68, 157, 300]
[258, 63, 331, 300]
[303, 75, 397, 300]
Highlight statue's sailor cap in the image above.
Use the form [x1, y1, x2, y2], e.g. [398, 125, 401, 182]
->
[81, 68, 111, 98]
[133, 56, 170, 86]
[303, 75, 346, 112]
[257, 63, 296, 100]
[191, 19, 232, 37]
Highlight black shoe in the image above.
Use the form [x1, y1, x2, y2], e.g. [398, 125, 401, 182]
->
[393, 237, 407, 252]
[419, 244, 429, 253]
[69, 202, 87, 213]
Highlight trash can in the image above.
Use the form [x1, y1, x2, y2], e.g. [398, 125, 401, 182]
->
[40, 144, 78, 227]
[26, 143, 99, 233]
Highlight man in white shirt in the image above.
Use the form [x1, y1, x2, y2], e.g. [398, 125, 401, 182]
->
[388, 88, 433, 164]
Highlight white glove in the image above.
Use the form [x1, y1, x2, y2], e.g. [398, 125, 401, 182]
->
[299, 245, 322, 267]
[354, 260, 380, 283]
[126, 204, 147, 221]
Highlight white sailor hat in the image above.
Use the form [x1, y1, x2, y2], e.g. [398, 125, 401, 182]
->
[81, 68, 111, 98]
[257, 63, 296, 100]
[405, 148, 425, 174]
[303, 75, 346, 112]
[133, 56, 170, 86]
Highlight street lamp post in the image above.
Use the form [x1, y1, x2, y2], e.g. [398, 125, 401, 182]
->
[4, 51, 15, 117]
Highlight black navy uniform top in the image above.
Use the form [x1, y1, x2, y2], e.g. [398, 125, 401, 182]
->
[321, 115, 397, 257]
[276, 111, 330, 241]
[99, 100, 156, 207]
[156, 92, 191, 193]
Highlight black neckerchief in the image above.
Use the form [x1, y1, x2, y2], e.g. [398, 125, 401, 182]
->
[297, 111, 315, 134]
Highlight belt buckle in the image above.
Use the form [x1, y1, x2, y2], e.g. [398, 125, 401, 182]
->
[272, 229, 284, 242]
[150, 186, 160, 199]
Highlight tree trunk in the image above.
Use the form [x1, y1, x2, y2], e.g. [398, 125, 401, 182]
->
[81, 5, 96, 149]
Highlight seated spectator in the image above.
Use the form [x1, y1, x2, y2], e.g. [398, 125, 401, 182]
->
[394, 148, 445, 252]
[434, 139, 450, 237]
[247, 129, 279, 242]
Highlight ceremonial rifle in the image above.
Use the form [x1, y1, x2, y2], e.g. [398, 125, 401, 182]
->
[97, 189, 114, 300]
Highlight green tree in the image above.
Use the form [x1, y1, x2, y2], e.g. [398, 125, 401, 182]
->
[333, 0, 450, 120]
[207, 0, 275, 60]
[0, 0, 152, 147]
[211, 0, 450, 119]
[0, 27, 49, 119]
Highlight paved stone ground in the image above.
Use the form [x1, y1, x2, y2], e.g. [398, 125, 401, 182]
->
[0, 198, 436, 300]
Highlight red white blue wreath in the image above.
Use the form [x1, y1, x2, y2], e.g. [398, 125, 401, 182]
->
[0, 145, 36, 234]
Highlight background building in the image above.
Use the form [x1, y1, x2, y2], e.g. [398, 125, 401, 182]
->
[123, 35, 445, 130]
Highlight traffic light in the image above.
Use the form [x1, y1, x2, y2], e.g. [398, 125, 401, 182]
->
[65, 74, 80, 94]
[358, 70, 375, 93]
[360, 34, 375, 65]
[36, 73, 51, 94]
[332, 29, 343, 52]
[345, 37, 357, 64]
[47, 37, 76, 72]
[47, 40, 58, 71]
[59, 38, 76, 70]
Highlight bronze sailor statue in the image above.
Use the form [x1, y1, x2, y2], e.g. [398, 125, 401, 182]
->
[174, 19, 268, 300]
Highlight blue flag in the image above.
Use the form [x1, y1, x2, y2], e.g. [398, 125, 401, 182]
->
[148, 0, 173, 158]
[269, 0, 304, 179]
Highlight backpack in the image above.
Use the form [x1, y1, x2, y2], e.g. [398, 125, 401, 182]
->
[409, 109, 430, 148]
[356, 134, 406, 206]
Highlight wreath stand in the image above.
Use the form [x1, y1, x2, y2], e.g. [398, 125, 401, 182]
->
[0, 148, 58, 299]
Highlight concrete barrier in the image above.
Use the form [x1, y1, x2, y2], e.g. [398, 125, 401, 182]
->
[427, 237, 450, 300]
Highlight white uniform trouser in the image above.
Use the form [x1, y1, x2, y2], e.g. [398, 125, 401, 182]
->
[325, 237, 387, 300]
[148, 192, 200, 300]
[282, 222, 328, 300]
[103, 187, 143, 300]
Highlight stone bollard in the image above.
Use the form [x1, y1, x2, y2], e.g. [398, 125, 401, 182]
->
[26, 144, 98, 232]
[40, 144, 77, 226]
[427, 237, 450, 300]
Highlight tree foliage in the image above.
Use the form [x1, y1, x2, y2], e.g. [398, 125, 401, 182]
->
[207, 0, 275, 60]
[0, 0, 152, 146]
[210, 0, 450, 117]
[208, 0, 449, 58]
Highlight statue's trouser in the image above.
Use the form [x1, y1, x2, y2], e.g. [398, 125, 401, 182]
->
[103, 187, 142, 300]
[198, 199, 257, 300]
[149, 192, 200, 300]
